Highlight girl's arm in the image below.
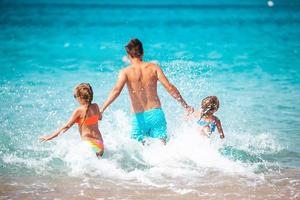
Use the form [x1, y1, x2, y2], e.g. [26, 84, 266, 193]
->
[215, 117, 225, 139]
[40, 108, 81, 142]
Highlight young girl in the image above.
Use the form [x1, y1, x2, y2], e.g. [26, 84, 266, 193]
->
[192, 96, 225, 139]
[40, 83, 104, 158]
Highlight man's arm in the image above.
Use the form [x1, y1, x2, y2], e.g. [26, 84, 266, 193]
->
[100, 70, 127, 113]
[156, 65, 193, 113]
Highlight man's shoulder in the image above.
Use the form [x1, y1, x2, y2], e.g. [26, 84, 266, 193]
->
[145, 61, 159, 68]
[122, 62, 160, 74]
[142, 62, 160, 73]
[119, 66, 130, 74]
[123, 64, 135, 70]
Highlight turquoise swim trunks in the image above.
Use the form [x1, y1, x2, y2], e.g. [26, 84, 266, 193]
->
[131, 108, 167, 142]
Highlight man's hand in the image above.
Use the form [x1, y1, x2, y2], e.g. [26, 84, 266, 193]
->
[220, 134, 225, 139]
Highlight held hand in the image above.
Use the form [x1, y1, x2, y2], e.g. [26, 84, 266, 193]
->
[220, 134, 225, 139]
[185, 106, 194, 115]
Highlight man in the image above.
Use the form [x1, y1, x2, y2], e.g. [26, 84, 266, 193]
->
[100, 39, 193, 144]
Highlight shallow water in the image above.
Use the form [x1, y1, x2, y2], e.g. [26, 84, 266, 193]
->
[0, 0, 300, 199]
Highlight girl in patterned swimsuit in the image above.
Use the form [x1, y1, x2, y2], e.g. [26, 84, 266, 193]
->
[40, 83, 104, 158]
[191, 96, 225, 139]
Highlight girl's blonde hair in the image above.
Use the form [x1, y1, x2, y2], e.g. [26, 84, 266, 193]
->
[200, 96, 220, 119]
[73, 83, 93, 126]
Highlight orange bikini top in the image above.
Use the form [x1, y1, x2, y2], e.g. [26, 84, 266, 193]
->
[76, 115, 99, 126]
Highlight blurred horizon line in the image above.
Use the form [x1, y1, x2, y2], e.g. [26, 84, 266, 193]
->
[1, 2, 300, 9]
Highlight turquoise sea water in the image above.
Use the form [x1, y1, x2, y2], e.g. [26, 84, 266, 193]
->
[1, 0, 300, 199]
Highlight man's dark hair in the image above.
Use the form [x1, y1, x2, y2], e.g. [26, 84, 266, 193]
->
[125, 38, 143, 58]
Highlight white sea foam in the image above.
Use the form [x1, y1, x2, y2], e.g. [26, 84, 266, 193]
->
[1, 105, 283, 191]
[15, 110, 272, 189]
[2, 153, 52, 174]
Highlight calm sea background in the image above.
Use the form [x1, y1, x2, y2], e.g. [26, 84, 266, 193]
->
[0, 0, 300, 199]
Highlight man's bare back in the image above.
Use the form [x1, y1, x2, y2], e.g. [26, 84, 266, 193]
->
[123, 62, 162, 113]
[101, 59, 192, 114]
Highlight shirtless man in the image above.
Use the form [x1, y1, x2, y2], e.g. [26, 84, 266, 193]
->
[100, 39, 193, 144]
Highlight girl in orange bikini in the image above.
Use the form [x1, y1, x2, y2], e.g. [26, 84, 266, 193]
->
[40, 83, 104, 158]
